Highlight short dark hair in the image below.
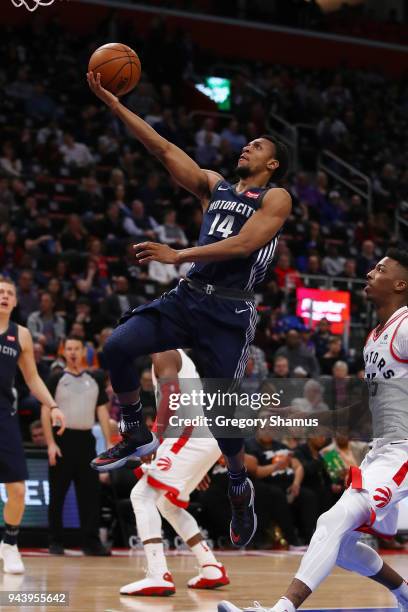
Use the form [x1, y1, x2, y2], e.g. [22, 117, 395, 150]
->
[260, 135, 290, 182]
[386, 248, 408, 271]
[65, 335, 84, 346]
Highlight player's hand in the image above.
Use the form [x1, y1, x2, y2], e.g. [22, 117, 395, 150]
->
[51, 407, 66, 436]
[134, 242, 180, 264]
[48, 443, 62, 466]
[196, 474, 211, 491]
[86, 71, 119, 109]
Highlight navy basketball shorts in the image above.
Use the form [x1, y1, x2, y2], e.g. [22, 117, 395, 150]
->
[0, 412, 29, 483]
[104, 280, 258, 392]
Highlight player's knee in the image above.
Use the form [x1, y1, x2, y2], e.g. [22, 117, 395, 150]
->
[130, 480, 146, 513]
[6, 482, 25, 503]
[102, 331, 123, 366]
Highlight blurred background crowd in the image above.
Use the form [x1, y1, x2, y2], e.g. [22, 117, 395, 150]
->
[1, 0, 407, 550]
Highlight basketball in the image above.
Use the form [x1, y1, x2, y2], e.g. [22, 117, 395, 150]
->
[88, 43, 141, 97]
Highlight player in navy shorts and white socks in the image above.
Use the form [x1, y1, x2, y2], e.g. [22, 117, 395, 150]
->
[0, 277, 65, 574]
[87, 71, 292, 547]
[219, 249, 408, 612]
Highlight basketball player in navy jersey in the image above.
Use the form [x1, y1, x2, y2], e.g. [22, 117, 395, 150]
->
[0, 277, 65, 574]
[87, 71, 291, 547]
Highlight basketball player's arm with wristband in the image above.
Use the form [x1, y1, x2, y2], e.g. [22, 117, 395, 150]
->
[17, 326, 66, 434]
[87, 72, 221, 201]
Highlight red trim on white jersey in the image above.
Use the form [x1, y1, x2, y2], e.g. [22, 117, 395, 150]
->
[170, 425, 194, 455]
[389, 314, 408, 363]
[347, 466, 363, 489]
[146, 474, 189, 509]
[371, 307, 408, 342]
[393, 460, 408, 486]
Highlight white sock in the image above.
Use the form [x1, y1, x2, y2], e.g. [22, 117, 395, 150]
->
[392, 580, 408, 604]
[191, 540, 217, 567]
[144, 543, 169, 578]
[273, 597, 296, 612]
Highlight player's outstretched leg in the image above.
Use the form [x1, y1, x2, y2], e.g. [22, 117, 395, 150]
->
[218, 488, 371, 611]
[337, 532, 408, 611]
[218, 440, 257, 547]
[0, 482, 25, 574]
[156, 496, 229, 590]
[91, 314, 172, 471]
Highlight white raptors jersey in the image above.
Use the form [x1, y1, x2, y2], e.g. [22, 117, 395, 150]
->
[364, 305, 408, 440]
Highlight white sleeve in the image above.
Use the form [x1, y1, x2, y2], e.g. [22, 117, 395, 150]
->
[392, 317, 408, 360]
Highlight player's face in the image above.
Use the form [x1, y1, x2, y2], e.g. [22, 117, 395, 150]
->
[365, 257, 408, 302]
[237, 138, 278, 178]
[64, 340, 84, 367]
[0, 283, 17, 315]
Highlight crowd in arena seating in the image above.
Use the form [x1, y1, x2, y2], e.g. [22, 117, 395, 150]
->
[1, 13, 407, 548]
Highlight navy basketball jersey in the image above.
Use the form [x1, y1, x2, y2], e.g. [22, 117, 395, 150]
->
[0, 321, 21, 411]
[187, 180, 281, 290]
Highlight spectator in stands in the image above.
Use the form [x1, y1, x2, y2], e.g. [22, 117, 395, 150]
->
[195, 117, 221, 149]
[147, 260, 179, 288]
[272, 355, 290, 379]
[24, 215, 60, 264]
[0, 143, 22, 178]
[322, 243, 346, 276]
[275, 330, 320, 377]
[292, 379, 328, 413]
[332, 360, 350, 409]
[0, 229, 24, 276]
[46, 277, 67, 316]
[356, 239, 377, 278]
[293, 435, 335, 541]
[59, 132, 94, 169]
[29, 420, 46, 448]
[157, 209, 188, 247]
[220, 119, 246, 153]
[69, 297, 99, 342]
[123, 199, 160, 239]
[16, 269, 39, 324]
[311, 317, 331, 359]
[245, 427, 305, 547]
[100, 276, 142, 326]
[248, 345, 269, 379]
[60, 215, 88, 253]
[274, 253, 302, 289]
[319, 336, 345, 375]
[27, 292, 66, 355]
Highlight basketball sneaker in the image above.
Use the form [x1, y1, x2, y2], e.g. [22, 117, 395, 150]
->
[228, 477, 257, 547]
[120, 571, 175, 596]
[0, 542, 25, 574]
[188, 563, 230, 589]
[218, 601, 275, 612]
[91, 426, 159, 471]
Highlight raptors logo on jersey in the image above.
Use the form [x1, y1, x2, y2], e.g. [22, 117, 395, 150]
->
[373, 486, 392, 508]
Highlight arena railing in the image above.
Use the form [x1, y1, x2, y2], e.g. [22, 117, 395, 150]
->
[318, 150, 373, 215]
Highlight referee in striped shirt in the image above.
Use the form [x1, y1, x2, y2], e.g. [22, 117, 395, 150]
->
[42, 336, 111, 555]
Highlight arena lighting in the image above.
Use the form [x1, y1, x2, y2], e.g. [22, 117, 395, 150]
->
[10, 0, 57, 11]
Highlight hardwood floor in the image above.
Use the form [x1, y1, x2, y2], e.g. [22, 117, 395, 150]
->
[0, 550, 405, 612]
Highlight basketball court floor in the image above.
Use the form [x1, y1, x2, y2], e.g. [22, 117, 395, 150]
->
[1, 549, 406, 612]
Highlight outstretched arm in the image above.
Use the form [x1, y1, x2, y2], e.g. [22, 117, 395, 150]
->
[135, 188, 292, 264]
[87, 72, 221, 201]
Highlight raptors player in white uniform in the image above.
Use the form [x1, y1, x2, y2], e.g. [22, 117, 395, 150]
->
[219, 249, 408, 612]
[120, 349, 229, 597]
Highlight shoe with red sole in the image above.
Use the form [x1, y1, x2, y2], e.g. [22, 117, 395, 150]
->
[188, 563, 230, 589]
[120, 572, 175, 597]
